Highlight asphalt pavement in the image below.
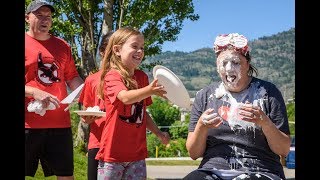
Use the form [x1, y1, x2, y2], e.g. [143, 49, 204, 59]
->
[146, 164, 295, 180]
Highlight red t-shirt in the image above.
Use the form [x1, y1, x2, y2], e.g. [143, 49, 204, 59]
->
[95, 69, 152, 162]
[78, 70, 105, 149]
[25, 33, 79, 128]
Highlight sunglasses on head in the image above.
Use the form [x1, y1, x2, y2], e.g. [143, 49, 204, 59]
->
[213, 33, 250, 56]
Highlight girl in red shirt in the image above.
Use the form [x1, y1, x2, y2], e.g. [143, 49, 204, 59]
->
[96, 27, 170, 180]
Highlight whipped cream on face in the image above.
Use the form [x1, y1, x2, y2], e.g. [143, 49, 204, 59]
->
[217, 52, 242, 89]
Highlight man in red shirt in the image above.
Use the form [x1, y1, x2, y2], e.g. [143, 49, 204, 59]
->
[25, 1, 83, 179]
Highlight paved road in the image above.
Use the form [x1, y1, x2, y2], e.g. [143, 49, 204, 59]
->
[147, 165, 295, 180]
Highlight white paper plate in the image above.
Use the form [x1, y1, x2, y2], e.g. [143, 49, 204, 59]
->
[73, 110, 106, 117]
[61, 83, 84, 104]
[153, 65, 191, 109]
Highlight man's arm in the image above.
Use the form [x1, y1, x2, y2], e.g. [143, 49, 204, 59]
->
[66, 76, 84, 91]
[25, 85, 60, 108]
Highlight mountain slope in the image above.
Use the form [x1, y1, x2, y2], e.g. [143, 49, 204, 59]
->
[143, 28, 295, 101]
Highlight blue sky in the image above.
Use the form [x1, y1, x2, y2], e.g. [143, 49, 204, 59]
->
[161, 0, 295, 52]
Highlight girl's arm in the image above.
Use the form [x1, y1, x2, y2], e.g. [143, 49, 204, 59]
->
[117, 79, 166, 105]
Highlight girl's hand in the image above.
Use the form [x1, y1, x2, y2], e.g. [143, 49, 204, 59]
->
[149, 79, 167, 97]
[157, 131, 170, 145]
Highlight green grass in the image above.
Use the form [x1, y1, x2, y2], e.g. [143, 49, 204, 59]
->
[25, 166, 55, 180]
[25, 148, 88, 180]
[25, 147, 199, 179]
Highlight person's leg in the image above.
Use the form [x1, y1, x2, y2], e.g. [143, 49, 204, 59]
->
[97, 161, 125, 180]
[25, 129, 46, 177]
[183, 169, 221, 180]
[40, 158, 54, 177]
[122, 159, 147, 180]
[87, 148, 99, 180]
[45, 128, 74, 180]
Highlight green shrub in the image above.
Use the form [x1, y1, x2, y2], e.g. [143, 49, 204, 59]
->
[169, 120, 189, 139]
[158, 138, 188, 157]
[147, 133, 188, 158]
[147, 133, 162, 157]
[286, 102, 295, 135]
[70, 103, 81, 139]
[148, 96, 180, 126]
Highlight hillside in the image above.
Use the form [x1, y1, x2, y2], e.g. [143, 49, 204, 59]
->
[143, 28, 295, 101]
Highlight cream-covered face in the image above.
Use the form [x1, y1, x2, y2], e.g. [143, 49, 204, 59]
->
[216, 49, 250, 92]
[113, 34, 144, 75]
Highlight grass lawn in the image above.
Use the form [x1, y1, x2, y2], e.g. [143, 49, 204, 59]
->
[25, 148, 199, 179]
[25, 149, 87, 180]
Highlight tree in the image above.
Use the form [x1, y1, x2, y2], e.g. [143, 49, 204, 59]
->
[26, 0, 199, 76]
[25, 0, 199, 149]
[147, 96, 181, 127]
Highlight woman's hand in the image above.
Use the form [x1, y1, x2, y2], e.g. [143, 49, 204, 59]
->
[238, 101, 268, 127]
[200, 108, 223, 128]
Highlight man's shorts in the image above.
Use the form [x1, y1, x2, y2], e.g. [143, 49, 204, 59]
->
[25, 128, 74, 177]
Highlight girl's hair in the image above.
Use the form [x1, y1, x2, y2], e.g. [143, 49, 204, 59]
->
[99, 31, 114, 55]
[98, 27, 144, 100]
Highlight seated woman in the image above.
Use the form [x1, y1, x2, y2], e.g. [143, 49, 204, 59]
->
[183, 33, 291, 180]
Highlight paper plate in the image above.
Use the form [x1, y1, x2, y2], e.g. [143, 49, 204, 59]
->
[153, 65, 191, 109]
[73, 110, 106, 117]
[61, 83, 84, 104]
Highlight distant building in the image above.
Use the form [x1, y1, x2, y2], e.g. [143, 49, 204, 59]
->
[175, 98, 194, 122]
[286, 98, 295, 104]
